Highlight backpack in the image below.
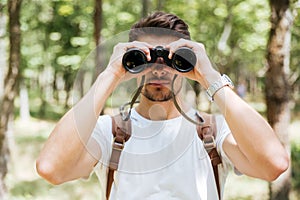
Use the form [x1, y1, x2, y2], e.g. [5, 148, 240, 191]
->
[106, 112, 222, 199]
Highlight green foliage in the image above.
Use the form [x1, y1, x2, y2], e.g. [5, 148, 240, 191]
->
[291, 2, 300, 89]
[3, 1, 300, 198]
[20, 0, 95, 116]
[291, 141, 300, 194]
[162, 0, 270, 76]
[102, 0, 142, 38]
[15, 0, 300, 119]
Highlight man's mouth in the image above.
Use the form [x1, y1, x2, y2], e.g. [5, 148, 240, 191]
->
[147, 79, 170, 86]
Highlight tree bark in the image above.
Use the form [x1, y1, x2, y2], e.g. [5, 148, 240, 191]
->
[93, 0, 103, 81]
[156, 0, 164, 10]
[19, 82, 30, 121]
[0, 2, 7, 198]
[38, 66, 46, 117]
[142, 0, 149, 17]
[0, 0, 22, 197]
[0, 3, 7, 101]
[192, 81, 201, 108]
[265, 0, 293, 199]
[93, 0, 105, 114]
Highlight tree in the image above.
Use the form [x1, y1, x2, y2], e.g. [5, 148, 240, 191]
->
[0, 3, 7, 196]
[156, 0, 164, 10]
[142, 0, 150, 17]
[93, 0, 103, 80]
[0, 0, 22, 197]
[0, 0, 7, 101]
[265, 0, 294, 199]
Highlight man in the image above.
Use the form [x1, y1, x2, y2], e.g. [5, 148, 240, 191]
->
[36, 12, 289, 200]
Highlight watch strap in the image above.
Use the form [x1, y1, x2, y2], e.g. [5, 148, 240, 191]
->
[206, 74, 234, 102]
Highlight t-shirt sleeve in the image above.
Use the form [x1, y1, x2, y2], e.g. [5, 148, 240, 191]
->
[215, 115, 233, 168]
[91, 115, 113, 167]
[215, 114, 242, 175]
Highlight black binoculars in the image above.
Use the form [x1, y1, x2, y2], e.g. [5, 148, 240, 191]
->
[122, 46, 196, 74]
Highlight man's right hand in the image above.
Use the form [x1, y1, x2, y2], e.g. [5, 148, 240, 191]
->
[104, 41, 153, 82]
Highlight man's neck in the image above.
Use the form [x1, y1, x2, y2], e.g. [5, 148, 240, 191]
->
[135, 96, 184, 121]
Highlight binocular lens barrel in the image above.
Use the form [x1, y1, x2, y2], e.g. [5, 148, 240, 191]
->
[122, 47, 196, 73]
[172, 47, 196, 73]
[122, 49, 147, 73]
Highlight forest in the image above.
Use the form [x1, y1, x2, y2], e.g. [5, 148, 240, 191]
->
[0, 0, 300, 199]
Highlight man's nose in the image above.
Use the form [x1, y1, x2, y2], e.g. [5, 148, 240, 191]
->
[152, 57, 167, 77]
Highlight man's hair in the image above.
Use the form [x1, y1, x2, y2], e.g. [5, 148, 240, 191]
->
[129, 11, 191, 42]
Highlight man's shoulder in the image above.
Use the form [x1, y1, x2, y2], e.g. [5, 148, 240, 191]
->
[97, 114, 113, 123]
[93, 114, 113, 136]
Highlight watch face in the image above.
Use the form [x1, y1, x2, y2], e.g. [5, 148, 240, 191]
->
[222, 74, 234, 88]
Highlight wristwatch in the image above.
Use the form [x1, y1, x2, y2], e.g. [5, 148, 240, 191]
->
[206, 74, 234, 102]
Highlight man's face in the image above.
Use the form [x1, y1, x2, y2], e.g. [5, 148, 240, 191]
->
[137, 35, 183, 102]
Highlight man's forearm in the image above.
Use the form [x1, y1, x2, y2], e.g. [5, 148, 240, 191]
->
[36, 70, 121, 183]
[71, 70, 121, 142]
[214, 86, 289, 179]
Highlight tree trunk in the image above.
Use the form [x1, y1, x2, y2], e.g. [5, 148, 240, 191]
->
[0, 2, 7, 198]
[0, 0, 22, 198]
[0, 2, 7, 101]
[38, 66, 46, 117]
[93, 0, 106, 114]
[19, 82, 30, 121]
[156, 0, 164, 10]
[192, 81, 201, 108]
[142, 0, 150, 17]
[265, 0, 293, 199]
[93, 0, 103, 81]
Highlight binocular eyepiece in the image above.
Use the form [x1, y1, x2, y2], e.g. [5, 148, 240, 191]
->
[122, 46, 196, 74]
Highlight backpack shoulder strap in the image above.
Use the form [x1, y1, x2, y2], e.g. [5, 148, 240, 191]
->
[107, 112, 222, 200]
[196, 111, 222, 199]
[106, 114, 131, 200]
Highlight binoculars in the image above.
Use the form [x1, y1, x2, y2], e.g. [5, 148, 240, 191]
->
[122, 46, 196, 73]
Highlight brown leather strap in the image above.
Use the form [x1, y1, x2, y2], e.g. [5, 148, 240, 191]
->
[106, 115, 131, 199]
[196, 112, 222, 199]
[107, 112, 222, 199]
[212, 157, 221, 199]
[106, 76, 143, 199]
[106, 169, 114, 199]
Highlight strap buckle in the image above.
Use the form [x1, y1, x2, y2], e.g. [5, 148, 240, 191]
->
[109, 137, 125, 170]
[202, 133, 216, 153]
[112, 137, 125, 150]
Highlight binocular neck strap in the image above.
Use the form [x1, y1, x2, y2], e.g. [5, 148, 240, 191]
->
[121, 74, 204, 126]
[121, 75, 145, 121]
[171, 75, 204, 126]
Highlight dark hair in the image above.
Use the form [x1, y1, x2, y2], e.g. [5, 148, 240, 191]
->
[129, 11, 191, 42]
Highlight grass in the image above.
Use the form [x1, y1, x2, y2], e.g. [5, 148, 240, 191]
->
[5, 116, 300, 200]
[6, 118, 101, 200]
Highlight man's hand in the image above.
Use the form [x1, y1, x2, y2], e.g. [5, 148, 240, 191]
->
[104, 41, 153, 82]
[166, 38, 221, 89]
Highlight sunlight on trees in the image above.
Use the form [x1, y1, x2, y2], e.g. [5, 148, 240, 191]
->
[0, 0, 299, 199]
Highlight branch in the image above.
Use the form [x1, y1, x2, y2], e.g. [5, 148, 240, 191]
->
[217, 20, 232, 52]
[289, 70, 300, 89]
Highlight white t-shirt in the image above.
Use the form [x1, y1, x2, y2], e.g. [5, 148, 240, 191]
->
[91, 109, 233, 200]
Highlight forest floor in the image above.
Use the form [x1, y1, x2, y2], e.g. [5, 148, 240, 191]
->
[4, 116, 300, 200]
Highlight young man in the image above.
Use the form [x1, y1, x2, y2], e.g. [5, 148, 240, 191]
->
[36, 12, 289, 199]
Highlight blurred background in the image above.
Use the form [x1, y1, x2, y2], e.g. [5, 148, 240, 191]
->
[0, 0, 300, 199]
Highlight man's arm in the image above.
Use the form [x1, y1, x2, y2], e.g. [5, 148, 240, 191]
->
[36, 70, 120, 184]
[36, 41, 152, 185]
[214, 86, 289, 181]
[168, 39, 289, 181]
